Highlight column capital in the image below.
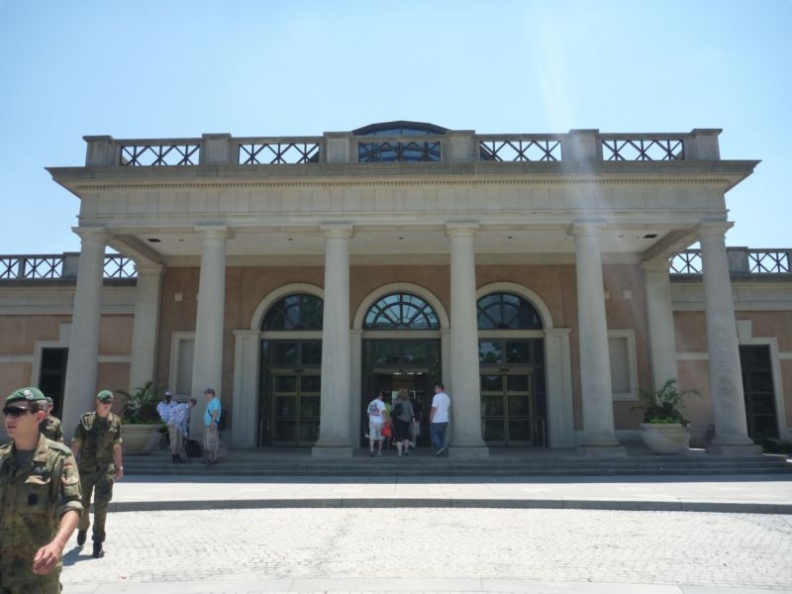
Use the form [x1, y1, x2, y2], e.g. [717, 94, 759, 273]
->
[320, 223, 354, 239]
[642, 258, 672, 274]
[194, 224, 232, 241]
[569, 221, 607, 238]
[72, 226, 109, 242]
[697, 220, 733, 239]
[445, 222, 479, 238]
[135, 262, 164, 277]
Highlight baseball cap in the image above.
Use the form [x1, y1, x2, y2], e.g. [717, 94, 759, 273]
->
[204, 388, 215, 395]
[164, 390, 173, 397]
[5, 387, 47, 408]
[96, 389, 114, 403]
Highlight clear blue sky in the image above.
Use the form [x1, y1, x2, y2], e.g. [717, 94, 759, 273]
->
[1, 0, 790, 255]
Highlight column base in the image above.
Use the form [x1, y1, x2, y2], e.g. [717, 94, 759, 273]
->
[311, 445, 354, 457]
[447, 445, 490, 458]
[579, 444, 627, 457]
[706, 443, 762, 456]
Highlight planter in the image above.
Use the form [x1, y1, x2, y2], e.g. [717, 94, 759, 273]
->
[640, 423, 691, 454]
[122, 423, 162, 455]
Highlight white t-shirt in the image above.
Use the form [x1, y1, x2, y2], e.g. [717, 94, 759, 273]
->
[367, 398, 386, 424]
[431, 391, 450, 423]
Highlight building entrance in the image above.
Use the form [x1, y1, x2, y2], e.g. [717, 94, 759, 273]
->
[480, 372, 537, 445]
[740, 345, 779, 439]
[269, 372, 321, 446]
[361, 372, 431, 447]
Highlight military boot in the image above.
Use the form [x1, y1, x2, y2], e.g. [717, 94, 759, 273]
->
[92, 541, 104, 558]
[76, 530, 87, 546]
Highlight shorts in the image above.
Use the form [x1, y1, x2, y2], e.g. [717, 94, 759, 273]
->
[369, 421, 385, 441]
[204, 425, 219, 453]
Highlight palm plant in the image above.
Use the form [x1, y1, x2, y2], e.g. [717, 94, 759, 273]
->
[115, 381, 162, 424]
[636, 378, 700, 426]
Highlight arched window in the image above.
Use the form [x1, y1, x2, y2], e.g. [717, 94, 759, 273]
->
[353, 120, 446, 163]
[477, 293, 543, 330]
[262, 293, 323, 331]
[364, 293, 440, 330]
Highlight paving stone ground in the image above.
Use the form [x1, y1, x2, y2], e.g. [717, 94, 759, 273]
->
[61, 508, 792, 593]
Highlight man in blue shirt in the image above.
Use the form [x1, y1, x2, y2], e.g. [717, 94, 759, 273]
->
[203, 388, 222, 465]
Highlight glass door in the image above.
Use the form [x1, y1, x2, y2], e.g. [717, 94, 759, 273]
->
[271, 373, 321, 446]
[480, 372, 534, 446]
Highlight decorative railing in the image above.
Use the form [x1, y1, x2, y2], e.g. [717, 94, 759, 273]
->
[120, 141, 200, 166]
[104, 255, 137, 278]
[2, 250, 788, 284]
[0, 255, 137, 281]
[358, 139, 441, 162]
[0, 255, 65, 279]
[236, 138, 321, 164]
[477, 135, 562, 162]
[670, 249, 792, 275]
[94, 129, 720, 168]
[601, 135, 685, 161]
[747, 250, 791, 274]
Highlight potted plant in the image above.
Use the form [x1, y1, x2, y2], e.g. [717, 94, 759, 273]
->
[635, 378, 700, 454]
[115, 381, 164, 455]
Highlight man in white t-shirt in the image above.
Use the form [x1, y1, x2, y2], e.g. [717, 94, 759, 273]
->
[430, 383, 451, 456]
[366, 390, 387, 457]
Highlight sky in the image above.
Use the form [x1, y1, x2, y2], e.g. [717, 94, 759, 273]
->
[1, 0, 790, 255]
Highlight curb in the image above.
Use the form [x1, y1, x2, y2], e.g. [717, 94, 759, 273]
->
[108, 497, 792, 515]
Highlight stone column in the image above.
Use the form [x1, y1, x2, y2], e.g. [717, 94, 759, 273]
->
[232, 329, 261, 448]
[313, 224, 354, 456]
[571, 222, 624, 454]
[699, 223, 760, 454]
[128, 263, 163, 393]
[544, 328, 575, 448]
[62, 227, 107, 436]
[190, 226, 229, 441]
[643, 260, 679, 389]
[446, 223, 488, 457]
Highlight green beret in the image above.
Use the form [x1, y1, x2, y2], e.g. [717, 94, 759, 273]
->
[96, 389, 114, 403]
[6, 386, 46, 407]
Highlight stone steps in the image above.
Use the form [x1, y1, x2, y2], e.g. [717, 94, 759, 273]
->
[123, 449, 792, 477]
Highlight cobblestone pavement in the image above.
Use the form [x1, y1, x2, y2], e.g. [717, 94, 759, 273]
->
[60, 508, 792, 593]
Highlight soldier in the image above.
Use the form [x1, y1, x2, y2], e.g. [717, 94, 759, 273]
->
[70, 389, 124, 559]
[0, 386, 83, 593]
[41, 396, 64, 443]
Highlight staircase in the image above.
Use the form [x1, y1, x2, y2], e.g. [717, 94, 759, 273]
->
[123, 446, 792, 477]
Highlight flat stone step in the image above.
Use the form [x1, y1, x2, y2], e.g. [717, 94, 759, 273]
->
[123, 449, 792, 477]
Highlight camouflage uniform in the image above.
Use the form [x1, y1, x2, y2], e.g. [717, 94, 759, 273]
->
[0, 434, 83, 593]
[41, 415, 63, 443]
[72, 411, 122, 544]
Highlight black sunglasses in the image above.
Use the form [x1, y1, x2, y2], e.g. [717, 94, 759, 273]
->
[3, 407, 32, 417]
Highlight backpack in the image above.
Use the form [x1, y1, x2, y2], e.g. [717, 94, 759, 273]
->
[185, 439, 202, 458]
[392, 402, 403, 419]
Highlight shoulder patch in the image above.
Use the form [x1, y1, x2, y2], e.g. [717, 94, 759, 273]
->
[47, 441, 73, 455]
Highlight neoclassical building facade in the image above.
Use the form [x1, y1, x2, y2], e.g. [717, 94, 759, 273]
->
[1, 122, 790, 456]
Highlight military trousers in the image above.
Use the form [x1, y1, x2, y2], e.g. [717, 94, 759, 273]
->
[78, 467, 115, 541]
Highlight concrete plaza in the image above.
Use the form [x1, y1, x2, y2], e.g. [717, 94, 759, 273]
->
[59, 473, 792, 594]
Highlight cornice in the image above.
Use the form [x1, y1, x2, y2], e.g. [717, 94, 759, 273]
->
[71, 177, 739, 192]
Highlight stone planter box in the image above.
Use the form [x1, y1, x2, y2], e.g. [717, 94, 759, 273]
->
[122, 424, 162, 455]
[640, 423, 691, 454]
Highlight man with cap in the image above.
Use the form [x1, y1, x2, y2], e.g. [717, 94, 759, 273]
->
[41, 396, 64, 443]
[203, 388, 222, 465]
[156, 390, 180, 463]
[70, 389, 123, 558]
[0, 387, 83, 592]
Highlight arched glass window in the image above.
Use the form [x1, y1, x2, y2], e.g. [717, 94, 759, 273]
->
[262, 294, 324, 331]
[477, 293, 543, 330]
[364, 293, 440, 330]
[353, 121, 446, 163]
